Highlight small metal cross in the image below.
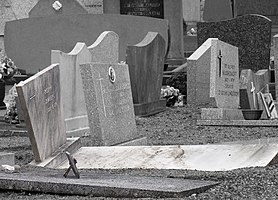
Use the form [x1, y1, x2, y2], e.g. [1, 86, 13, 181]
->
[63, 151, 80, 179]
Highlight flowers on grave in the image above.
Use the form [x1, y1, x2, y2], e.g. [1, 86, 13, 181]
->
[0, 56, 17, 80]
[161, 86, 180, 107]
[4, 84, 19, 124]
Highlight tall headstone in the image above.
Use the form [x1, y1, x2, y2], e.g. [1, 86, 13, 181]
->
[16, 64, 67, 162]
[197, 14, 272, 73]
[182, 0, 200, 22]
[119, 0, 185, 65]
[188, 38, 242, 120]
[80, 62, 139, 146]
[29, 0, 88, 17]
[126, 32, 166, 116]
[5, 14, 168, 74]
[203, 0, 233, 22]
[51, 31, 118, 137]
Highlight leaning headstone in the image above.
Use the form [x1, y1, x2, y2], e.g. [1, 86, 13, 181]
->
[51, 31, 118, 137]
[203, 0, 233, 21]
[16, 64, 67, 162]
[197, 14, 272, 73]
[188, 38, 243, 120]
[126, 32, 166, 116]
[80, 62, 140, 146]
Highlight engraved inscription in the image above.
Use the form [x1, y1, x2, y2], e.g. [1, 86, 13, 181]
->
[218, 62, 238, 97]
[44, 86, 57, 113]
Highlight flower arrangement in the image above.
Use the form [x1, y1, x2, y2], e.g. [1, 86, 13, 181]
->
[161, 86, 180, 107]
[0, 56, 17, 80]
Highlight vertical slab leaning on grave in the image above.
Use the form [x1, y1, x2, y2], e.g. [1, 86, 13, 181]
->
[239, 69, 256, 109]
[126, 32, 166, 116]
[16, 64, 67, 162]
[197, 14, 272, 73]
[80, 63, 138, 146]
[51, 31, 119, 137]
[187, 38, 213, 105]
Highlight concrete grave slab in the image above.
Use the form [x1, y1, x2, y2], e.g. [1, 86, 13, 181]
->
[126, 32, 166, 117]
[80, 62, 143, 146]
[51, 31, 119, 137]
[58, 144, 278, 171]
[16, 64, 66, 162]
[0, 172, 217, 198]
[197, 14, 272, 73]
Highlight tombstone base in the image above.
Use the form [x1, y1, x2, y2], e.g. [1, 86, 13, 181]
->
[65, 115, 89, 137]
[201, 108, 244, 120]
[134, 99, 166, 117]
[0, 152, 14, 166]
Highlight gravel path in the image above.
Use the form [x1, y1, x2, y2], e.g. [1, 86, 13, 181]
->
[0, 105, 278, 199]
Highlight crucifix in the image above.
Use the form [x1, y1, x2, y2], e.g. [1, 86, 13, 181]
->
[217, 50, 222, 77]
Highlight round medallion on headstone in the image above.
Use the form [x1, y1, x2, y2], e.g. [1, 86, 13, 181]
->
[108, 66, 116, 83]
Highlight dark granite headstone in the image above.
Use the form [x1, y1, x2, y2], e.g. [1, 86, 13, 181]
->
[120, 0, 164, 19]
[16, 64, 67, 162]
[80, 62, 138, 146]
[203, 0, 233, 22]
[235, 0, 278, 25]
[197, 14, 272, 73]
[126, 32, 166, 116]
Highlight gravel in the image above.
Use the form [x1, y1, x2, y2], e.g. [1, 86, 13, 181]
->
[0, 105, 278, 199]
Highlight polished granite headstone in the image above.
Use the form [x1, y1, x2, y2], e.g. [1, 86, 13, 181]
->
[126, 32, 166, 116]
[51, 31, 119, 137]
[197, 14, 272, 73]
[203, 0, 232, 22]
[80, 63, 138, 146]
[16, 64, 67, 162]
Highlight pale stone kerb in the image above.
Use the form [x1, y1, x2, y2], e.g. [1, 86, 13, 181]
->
[187, 38, 215, 61]
[134, 32, 161, 47]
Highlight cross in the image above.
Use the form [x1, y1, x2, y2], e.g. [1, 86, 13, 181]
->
[217, 50, 222, 77]
[250, 82, 257, 109]
[63, 151, 80, 179]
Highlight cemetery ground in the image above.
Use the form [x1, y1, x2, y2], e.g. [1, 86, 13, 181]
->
[0, 105, 277, 199]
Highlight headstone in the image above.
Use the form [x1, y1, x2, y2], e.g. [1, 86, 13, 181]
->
[16, 64, 67, 162]
[188, 38, 243, 120]
[79, 0, 104, 14]
[239, 69, 256, 109]
[182, 0, 200, 22]
[197, 14, 272, 73]
[80, 62, 138, 146]
[126, 32, 166, 116]
[274, 35, 278, 100]
[5, 14, 168, 74]
[119, 0, 185, 65]
[203, 0, 232, 22]
[51, 31, 118, 137]
[235, 0, 278, 25]
[29, 0, 88, 18]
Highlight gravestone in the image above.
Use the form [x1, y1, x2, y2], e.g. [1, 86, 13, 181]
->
[235, 0, 278, 25]
[239, 69, 256, 109]
[80, 62, 139, 146]
[203, 0, 233, 22]
[188, 38, 242, 120]
[119, 0, 185, 65]
[5, 14, 168, 74]
[51, 31, 118, 137]
[126, 32, 166, 116]
[16, 64, 67, 162]
[80, 0, 103, 14]
[182, 0, 200, 22]
[197, 14, 272, 73]
[29, 0, 88, 18]
[274, 35, 278, 100]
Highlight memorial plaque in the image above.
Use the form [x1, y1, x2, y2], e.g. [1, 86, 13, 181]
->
[16, 64, 67, 162]
[80, 63, 137, 146]
[120, 0, 164, 19]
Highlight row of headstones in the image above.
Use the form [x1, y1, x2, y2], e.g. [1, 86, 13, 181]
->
[16, 30, 166, 163]
[187, 36, 278, 120]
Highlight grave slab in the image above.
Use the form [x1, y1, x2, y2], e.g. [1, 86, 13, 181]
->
[16, 64, 67, 162]
[197, 14, 272, 73]
[58, 144, 278, 171]
[201, 108, 244, 120]
[51, 31, 119, 137]
[0, 152, 14, 166]
[0, 172, 217, 198]
[197, 119, 278, 127]
[126, 32, 166, 117]
[80, 62, 142, 146]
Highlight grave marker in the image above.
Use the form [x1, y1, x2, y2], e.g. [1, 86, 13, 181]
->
[16, 64, 67, 162]
[203, 0, 233, 21]
[197, 14, 272, 73]
[80, 62, 138, 146]
[126, 32, 166, 116]
[51, 31, 119, 137]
